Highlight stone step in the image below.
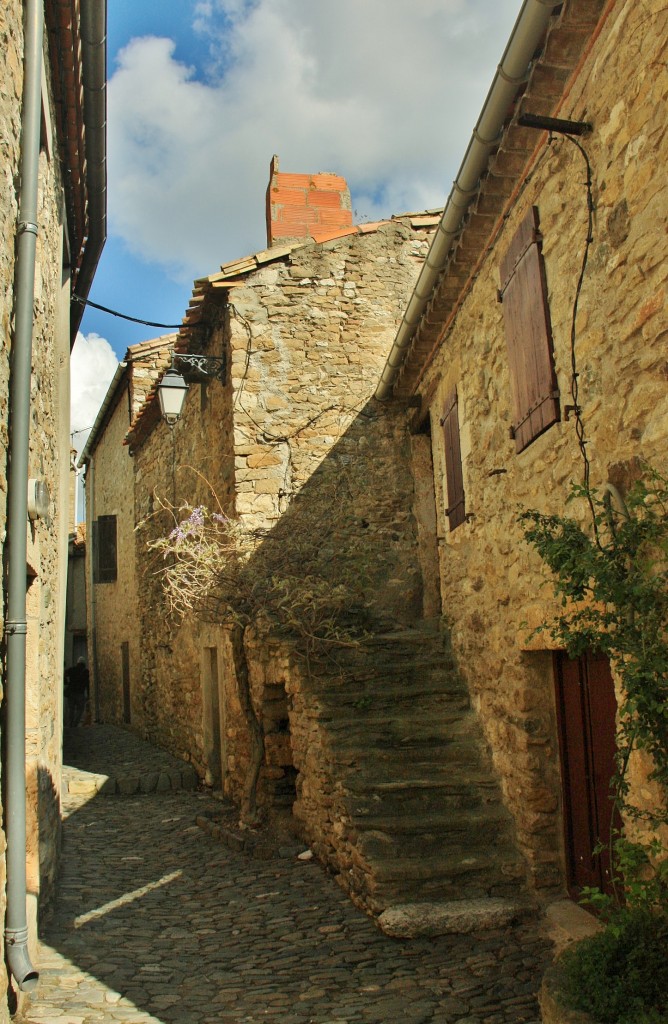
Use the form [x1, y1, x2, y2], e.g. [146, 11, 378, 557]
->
[315, 702, 470, 732]
[334, 739, 487, 771]
[298, 619, 529, 916]
[351, 802, 512, 838]
[358, 823, 516, 863]
[344, 767, 502, 793]
[311, 670, 468, 705]
[326, 711, 483, 747]
[367, 848, 527, 889]
[377, 898, 528, 938]
[347, 780, 502, 816]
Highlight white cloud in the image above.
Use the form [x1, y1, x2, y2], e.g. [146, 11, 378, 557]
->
[108, 0, 522, 281]
[70, 332, 119, 457]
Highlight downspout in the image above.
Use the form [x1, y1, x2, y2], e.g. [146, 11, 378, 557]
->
[375, 0, 562, 401]
[4, 0, 42, 992]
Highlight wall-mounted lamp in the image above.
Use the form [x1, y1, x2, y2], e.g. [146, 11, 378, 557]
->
[157, 353, 226, 426]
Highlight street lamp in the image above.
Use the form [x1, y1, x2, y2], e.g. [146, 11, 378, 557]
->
[157, 367, 189, 426]
[157, 353, 226, 426]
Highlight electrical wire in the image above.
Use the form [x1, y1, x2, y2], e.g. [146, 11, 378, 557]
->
[72, 293, 192, 330]
[554, 131, 599, 542]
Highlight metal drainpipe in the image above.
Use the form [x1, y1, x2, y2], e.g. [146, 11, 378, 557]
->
[375, 0, 562, 401]
[4, 0, 43, 992]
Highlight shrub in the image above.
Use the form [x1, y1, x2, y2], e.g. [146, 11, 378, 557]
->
[559, 909, 668, 1023]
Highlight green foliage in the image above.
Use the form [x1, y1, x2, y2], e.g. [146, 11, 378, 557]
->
[520, 470, 668, 797]
[520, 469, 668, 920]
[559, 908, 668, 1023]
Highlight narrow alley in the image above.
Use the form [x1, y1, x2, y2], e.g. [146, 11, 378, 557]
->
[23, 728, 551, 1024]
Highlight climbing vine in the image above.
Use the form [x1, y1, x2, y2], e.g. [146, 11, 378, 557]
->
[146, 471, 375, 823]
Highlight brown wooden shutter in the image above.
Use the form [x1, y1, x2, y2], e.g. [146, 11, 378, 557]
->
[499, 206, 559, 453]
[94, 514, 117, 583]
[440, 388, 465, 531]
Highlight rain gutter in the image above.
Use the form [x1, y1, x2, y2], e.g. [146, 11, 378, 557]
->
[71, 0, 107, 341]
[375, 0, 562, 401]
[4, 0, 43, 992]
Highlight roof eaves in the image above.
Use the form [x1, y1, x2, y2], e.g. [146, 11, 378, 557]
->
[388, 0, 609, 401]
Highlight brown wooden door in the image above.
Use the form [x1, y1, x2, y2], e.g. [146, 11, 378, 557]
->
[554, 651, 619, 898]
[121, 642, 131, 724]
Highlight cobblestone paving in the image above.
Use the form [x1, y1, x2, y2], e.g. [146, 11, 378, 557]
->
[23, 728, 552, 1024]
[62, 727, 199, 797]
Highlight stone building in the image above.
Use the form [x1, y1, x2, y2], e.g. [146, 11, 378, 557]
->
[0, 0, 106, 1011]
[64, 522, 87, 669]
[376, 0, 667, 900]
[79, 336, 174, 725]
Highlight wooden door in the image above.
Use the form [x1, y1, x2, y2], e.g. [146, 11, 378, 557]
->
[554, 651, 619, 898]
[121, 642, 131, 724]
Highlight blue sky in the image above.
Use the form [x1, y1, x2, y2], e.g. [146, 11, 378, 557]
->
[72, 0, 522, 448]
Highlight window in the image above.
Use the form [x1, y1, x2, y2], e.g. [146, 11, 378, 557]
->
[499, 206, 560, 453]
[93, 515, 117, 583]
[440, 388, 465, 531]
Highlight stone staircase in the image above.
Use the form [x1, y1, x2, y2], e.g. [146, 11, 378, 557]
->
[295, 623, 529, 923]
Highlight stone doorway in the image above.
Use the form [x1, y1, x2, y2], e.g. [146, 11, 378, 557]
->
[201, 644, 224, 788]
[262, 680, 298, 817]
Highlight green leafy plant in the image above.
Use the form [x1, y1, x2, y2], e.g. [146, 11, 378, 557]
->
[558, 908, 668, 1023]
[522, 470, 668, 1020]
[521, 471, 668, 868]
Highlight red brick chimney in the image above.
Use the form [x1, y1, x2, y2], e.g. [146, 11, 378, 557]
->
[265, 155, 353, 247]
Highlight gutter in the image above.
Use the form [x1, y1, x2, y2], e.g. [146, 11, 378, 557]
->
[375, 0, 562, 401]
[4, 0, 43, 992]
[71, 0, 107, 341]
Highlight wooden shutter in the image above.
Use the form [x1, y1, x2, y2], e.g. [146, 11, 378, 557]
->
[94, 515, 117, 583]
[440, 388, 465, 531]
[499, 206, 559, 453]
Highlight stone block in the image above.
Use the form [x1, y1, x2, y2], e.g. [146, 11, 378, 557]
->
[117, 777, 140, 796]
[140, 772, 159, 794]
[181, 766, 198, 790]
[156, 773, 172, 793]
[99, 777, 117, 796]
[377, 898, 524, 938]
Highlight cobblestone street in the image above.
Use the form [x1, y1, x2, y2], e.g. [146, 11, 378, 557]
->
[23, 728, 552, 1024]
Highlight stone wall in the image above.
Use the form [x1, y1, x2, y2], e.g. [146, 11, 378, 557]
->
[86, 376, 138, 725]
[132, 343, 237, 771]
[413, 0, 667, 893]
[1, 1, 74, 1011]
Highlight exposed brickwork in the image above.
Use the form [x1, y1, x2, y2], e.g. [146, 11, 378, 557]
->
[266, 154, 353, 246]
